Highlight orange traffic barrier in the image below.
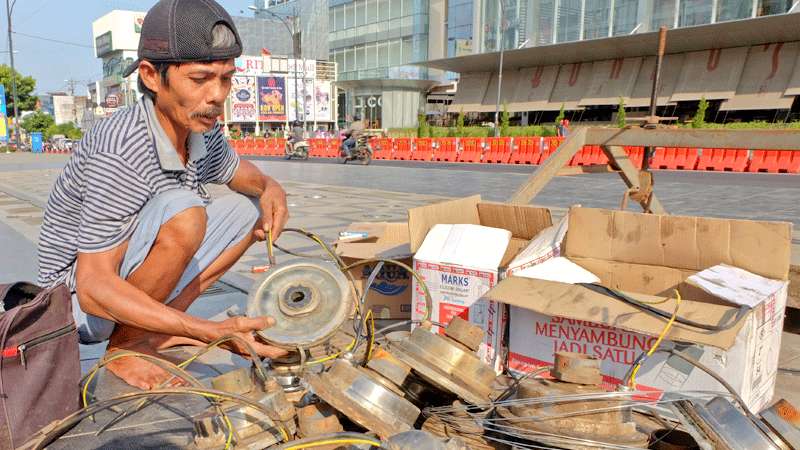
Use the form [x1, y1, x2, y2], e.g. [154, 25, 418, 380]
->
[623, 146, 645, 169]
[651, 147, 699, 170]
[308, 138, 328, 158]
[747, 150, 800, 174]
[510, 137, 542, 165]
[483, 137, 512, 164]
[413, 138, 434, 161]
[392, 138, 414, 160]
[697, 148, 748, 172]
[371, 137, 393, 160]
[457, 137, 485, 163]
[432, 138, 458, 161]
[569, 145, 608, 166]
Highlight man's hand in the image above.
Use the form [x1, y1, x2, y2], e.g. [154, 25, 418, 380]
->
[254, 178, 289, 241]
[214, 316, 288, 359]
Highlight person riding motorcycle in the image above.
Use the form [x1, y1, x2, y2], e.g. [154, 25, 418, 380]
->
[341, 116, 365, 159]
[288, 121, 305, 149]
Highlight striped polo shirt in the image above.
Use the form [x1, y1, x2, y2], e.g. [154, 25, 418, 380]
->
[37, 96, 240, 290]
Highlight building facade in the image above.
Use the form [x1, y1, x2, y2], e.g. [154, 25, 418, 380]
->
[90, 10, 145, 118]
[460, 0, 796, 55]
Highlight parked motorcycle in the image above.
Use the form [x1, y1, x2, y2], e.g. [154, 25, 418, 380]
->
[339, 135, 373, 165]
[284, 139, 309, 160]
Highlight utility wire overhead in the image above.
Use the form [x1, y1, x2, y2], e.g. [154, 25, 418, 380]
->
[12, 31, 94, 49]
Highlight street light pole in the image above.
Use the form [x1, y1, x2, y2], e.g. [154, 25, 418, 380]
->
[493, 1, 505, 137]
[5, 0, 20, 151]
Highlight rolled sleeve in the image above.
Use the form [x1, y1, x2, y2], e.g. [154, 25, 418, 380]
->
[77, 153, 150, 253]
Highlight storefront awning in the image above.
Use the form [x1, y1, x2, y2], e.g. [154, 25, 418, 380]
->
[447, 72, 490, 113]
[670, 47, 748, 102]
[720, 42, 799, 110]
[626, 54, 684, 107]
[511, 65, 559, 111]
[579, 57, 642, 106]
[548, 62, 594, 110]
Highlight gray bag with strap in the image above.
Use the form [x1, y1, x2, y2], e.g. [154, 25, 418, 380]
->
[0, 282, 79, 448]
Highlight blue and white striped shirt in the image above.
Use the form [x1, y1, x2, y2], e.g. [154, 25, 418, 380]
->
[37, 97, 240, 289]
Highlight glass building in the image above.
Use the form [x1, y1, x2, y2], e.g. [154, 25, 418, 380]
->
[467, 0, 795, 53]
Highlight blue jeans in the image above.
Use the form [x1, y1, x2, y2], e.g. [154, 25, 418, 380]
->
[343, 137, 355, 158]
[72, 189, 260, 344]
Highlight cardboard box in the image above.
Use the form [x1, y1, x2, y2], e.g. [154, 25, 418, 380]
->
[486, 207, 793, 412]
[408, 195, 553, 373]
[336, 222, 413, 319]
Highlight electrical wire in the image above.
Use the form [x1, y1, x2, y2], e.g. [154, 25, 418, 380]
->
[493, 366, 552, 402]
[21, 387, 290, 450]
[271, 432, 382, 450]
[95, 334, 270, 436]
[627, 289, 681, 388]
[342, 258, 433, 323]
[579, 282, 749, 332]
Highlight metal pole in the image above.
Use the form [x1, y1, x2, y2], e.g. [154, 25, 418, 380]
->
[643, 26, 667, 171]
[493, 1, 505, 137]
[6, 0, 20, 152]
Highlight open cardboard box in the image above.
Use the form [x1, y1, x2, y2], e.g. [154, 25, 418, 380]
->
[490, 207, 793, 412]
[408, 195, 554, 372]
[335, 222, 413, 319]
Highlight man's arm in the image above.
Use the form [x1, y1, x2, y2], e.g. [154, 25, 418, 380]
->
[227, 159, 289, 240]
[75, 247, 285, 357]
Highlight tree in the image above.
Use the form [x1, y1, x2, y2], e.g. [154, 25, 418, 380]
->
[45, 122, 83, 140]
[417, 113, 430, 138]
[456, 109, 465, 136]
[616, 97, 626, 128]
[555, 104, 565, 125]
[0, 65, 37, 117]
[500, 102, 510, 137]
[21, 111, 54, 134]
[692, 96, 708, 129]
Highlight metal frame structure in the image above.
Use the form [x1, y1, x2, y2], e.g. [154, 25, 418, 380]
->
[509, 127, 800, 214]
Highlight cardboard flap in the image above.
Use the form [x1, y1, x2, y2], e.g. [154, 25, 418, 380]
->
[336, 222, 412, 260]
[484, 277, 749, 350]
[415, 224, 511, 271]
[564, 208, 793, 280]
[476, 203, 553, 240]
[507, 214, 569, 274]
[408, 195, 482, 253]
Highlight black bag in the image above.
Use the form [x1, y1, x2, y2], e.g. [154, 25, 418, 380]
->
[0, 282, 80, 449]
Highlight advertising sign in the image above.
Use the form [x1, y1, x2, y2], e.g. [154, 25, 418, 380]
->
[95, 31, 113, 58]
[230, 76, 257, 122]
[314, 81, 332, 122]
[287, 78, 314, 122]
[257, 76, 286, 122]
[236, 56, 265, 76]
[0, 84, 7, 144]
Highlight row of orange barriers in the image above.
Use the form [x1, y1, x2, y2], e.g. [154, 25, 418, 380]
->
[229, 137, 800, 173]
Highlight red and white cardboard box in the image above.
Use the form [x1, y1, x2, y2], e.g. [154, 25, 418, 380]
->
[486, 207, 793, 413]
[407, 196, 554, 374]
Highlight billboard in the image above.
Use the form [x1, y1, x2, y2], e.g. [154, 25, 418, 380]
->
[314, 81, 332, 122]
[236, 56, 266, 76]
[0, 84, 6, 144]
[286, 78, 315, 122]
[257, 76, 286, 122]
[230, 76, 258, 122]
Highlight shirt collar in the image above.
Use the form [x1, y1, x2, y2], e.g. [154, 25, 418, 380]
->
[141, 96, 208, 172]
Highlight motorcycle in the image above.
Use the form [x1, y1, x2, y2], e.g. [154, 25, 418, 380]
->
[338, 135, 373, 165]
[284, 139, 309, 160]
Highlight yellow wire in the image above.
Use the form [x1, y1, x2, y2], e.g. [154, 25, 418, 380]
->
[283, 438, 382, 449]
[222, 409, 234, 450]
[305, 310, 375, 366]
[365, 310, 376, 361]
[629, 289, 682, 388]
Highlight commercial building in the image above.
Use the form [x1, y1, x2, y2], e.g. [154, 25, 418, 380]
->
[224, 54, 337, 136]
[426, 2, 800, 124]
[90, 10, 144, 118]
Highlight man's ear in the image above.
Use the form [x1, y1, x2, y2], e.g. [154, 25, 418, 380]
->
[138, 61, 162, 96]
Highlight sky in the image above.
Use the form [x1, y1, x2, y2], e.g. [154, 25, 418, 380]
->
[1, 0, 256, 96]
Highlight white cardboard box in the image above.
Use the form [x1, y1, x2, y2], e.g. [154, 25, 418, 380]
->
[407, 196, 553, 374]
[486, 207, 793, 412]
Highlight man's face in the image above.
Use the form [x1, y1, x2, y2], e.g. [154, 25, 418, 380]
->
[142, 59, 235, 133]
